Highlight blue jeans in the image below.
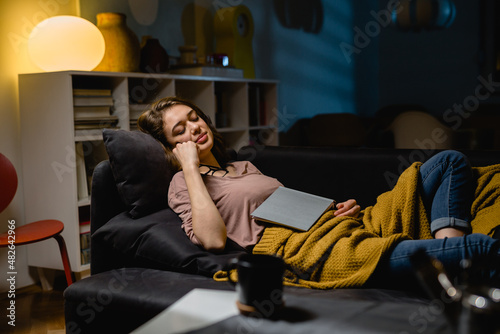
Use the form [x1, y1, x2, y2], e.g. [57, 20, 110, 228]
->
[419, 150, 473, 235]
[369, 151, 500, 289]
[376, 234, 500, 289]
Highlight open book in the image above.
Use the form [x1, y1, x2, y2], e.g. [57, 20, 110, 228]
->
[251, 187, 337, 231]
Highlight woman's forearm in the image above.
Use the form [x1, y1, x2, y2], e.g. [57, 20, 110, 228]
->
[183, 165, 227, 251]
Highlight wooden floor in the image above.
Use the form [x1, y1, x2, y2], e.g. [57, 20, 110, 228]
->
[0, 282, 66, 334]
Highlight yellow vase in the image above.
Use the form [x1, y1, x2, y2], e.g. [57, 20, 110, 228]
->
[93, 12, 140, 72]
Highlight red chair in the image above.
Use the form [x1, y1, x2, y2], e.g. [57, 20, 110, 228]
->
[0, 153, 73, 286]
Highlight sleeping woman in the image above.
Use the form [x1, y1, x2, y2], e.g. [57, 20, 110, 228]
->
[137, 96, 500, 289]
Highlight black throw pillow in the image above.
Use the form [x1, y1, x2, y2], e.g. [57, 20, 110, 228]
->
[102, 129, 173, 218]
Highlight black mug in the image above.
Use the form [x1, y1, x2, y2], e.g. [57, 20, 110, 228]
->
[227, 253, 285, 318]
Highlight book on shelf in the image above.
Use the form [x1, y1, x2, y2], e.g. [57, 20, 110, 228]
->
[73, 88, 112, 96]
[251, 186, 337, 232]
[74, 124, 118, 130]
[73, 95, 114, 107]
[74, 94, 117, 133]
[74, 106, 111, 119]
[74, 115, 119, 128]
[73, 89, 113, 117]
[129, 104, 149, 121]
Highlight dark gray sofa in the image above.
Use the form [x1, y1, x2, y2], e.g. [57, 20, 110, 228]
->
[63, 129, 500, 333]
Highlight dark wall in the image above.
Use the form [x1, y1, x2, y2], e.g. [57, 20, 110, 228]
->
[80, 0, 498, 137]
[81, 0, 379, 133]
[378, 0, 500, 119]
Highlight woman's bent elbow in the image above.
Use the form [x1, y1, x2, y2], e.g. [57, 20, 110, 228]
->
[203, 237, 226, 253]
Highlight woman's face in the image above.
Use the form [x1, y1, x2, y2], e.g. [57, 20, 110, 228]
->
[162, 103, 214, 153]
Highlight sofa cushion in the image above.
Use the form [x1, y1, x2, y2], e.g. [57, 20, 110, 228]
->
[102, 129, 173, 218]
[93, 208, 244, 276]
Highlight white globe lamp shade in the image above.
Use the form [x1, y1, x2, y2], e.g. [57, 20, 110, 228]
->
[28, 16, 105, 71]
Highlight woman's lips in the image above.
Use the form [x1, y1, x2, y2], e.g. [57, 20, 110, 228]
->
[196, 133, 208, 144]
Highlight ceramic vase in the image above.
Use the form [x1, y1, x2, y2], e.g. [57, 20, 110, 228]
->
[94, 12, 140, 72]
[140, 38, 169, 73]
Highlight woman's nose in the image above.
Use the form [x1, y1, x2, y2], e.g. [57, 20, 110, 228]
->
[190, 123, 200, 134]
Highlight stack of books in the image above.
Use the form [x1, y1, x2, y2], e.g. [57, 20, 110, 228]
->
[73, 88, 118, 135]
[129, 104, 149, 131]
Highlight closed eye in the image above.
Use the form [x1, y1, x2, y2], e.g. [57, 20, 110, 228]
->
[171, 109, 197, 136]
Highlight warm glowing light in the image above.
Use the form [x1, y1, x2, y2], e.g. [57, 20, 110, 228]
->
[28, 16, 105, 71]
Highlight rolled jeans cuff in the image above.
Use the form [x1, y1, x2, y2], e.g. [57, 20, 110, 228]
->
[430, 217, 472, 236]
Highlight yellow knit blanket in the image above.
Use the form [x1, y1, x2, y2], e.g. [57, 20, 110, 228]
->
[214, 163, 500, 289]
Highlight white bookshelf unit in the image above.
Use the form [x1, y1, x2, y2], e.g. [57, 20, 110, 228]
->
[18, 70, 279, 277]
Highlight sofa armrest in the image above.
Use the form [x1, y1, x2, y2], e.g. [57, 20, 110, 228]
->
[90, 161, 126, 234]
[90, 160, 127, 274]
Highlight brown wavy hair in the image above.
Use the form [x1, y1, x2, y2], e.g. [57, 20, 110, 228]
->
[137, 96, 230, 172]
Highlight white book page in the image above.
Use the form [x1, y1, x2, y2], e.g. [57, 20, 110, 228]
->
[132, 289, 238, 334]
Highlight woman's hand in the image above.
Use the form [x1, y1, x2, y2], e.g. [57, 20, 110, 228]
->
[172, 141, 200, 170]
[334, 199, 361, 218]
